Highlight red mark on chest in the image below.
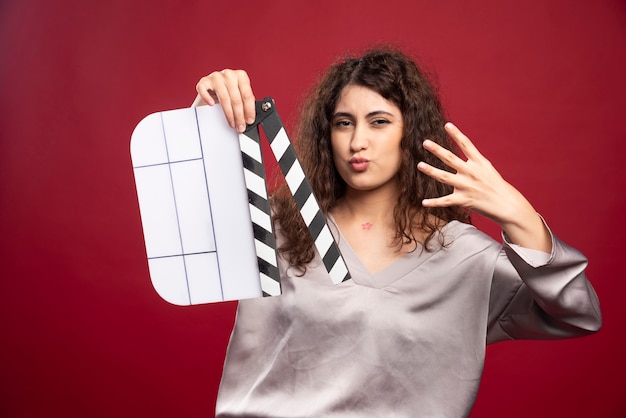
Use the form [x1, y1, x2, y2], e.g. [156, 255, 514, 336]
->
[361, 222, 373, 230]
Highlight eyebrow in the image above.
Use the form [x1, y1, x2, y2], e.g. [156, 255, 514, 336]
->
[332, 110, 396, 119]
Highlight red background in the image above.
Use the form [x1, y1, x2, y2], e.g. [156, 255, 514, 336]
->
[1, 1, 625, 416]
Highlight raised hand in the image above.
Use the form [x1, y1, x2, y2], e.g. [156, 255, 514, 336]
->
[192, 69, 256, 133]
[418, 122, 551, 252]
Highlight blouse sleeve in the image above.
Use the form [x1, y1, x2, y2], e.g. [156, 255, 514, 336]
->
[486, 222, 602, 344]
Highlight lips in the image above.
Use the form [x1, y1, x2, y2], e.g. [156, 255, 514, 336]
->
[349, 157, 369, 172]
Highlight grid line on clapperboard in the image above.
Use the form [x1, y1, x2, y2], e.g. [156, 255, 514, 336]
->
[194, 108, 225, 301]
[159, 112, 193, 304]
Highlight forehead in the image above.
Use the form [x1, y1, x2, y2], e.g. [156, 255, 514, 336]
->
[334, 85, 400, 114]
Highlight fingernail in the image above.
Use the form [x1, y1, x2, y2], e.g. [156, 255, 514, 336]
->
[246, 117, 255, 124]
[237, 125, 245, 133]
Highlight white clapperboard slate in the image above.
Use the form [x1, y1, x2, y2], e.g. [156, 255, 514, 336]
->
[131, 99, 350, 306]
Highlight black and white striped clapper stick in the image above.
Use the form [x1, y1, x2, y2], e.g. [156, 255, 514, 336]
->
[237, 97, 351, 296]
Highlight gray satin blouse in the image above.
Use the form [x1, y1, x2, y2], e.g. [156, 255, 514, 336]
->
[216, 220, 601, 418]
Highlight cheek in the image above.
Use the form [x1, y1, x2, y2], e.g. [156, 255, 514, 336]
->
[391, 156, 404, 177]
[388, 140, 404, 170]
[389, 152, 406, 178]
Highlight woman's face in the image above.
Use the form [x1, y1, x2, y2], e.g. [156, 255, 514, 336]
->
[330, 85, 404, 196]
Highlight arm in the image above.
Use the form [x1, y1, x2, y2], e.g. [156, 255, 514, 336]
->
[487, 224, 601, 343]
[418, 123, 601, 340]
[192, 69, 257, 133]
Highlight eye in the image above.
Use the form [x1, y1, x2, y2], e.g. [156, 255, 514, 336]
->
[333, 120, 352, 128]
[371, 118, 391, 126]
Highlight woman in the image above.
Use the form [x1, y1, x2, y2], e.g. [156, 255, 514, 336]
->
[193, 47, 601, 417]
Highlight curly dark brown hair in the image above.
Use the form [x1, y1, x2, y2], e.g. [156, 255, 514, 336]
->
[272, 46, 471, 270]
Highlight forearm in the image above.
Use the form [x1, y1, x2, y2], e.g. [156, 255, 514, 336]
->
[497, 190, 552, 253]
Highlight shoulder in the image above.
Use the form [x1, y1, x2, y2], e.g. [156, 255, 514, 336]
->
[439, 220, 500, 254]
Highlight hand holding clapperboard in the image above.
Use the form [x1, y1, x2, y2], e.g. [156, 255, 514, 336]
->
[130, 99, 350, 305]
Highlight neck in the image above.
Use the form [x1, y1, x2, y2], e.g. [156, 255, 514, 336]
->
[332, 185, 398, 225]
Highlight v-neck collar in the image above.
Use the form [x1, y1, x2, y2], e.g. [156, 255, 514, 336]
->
[328, 214, 453, 288]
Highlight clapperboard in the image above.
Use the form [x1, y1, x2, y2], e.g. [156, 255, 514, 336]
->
[130, 98, 350, 305]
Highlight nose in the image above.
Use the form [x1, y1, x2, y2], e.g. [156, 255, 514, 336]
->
[350, 124, 369, 152]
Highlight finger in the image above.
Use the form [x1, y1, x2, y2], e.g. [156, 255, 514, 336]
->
[444, 122, 483, 161]
[201, 71, 239, 129]
[421, 194, 457, 208]
[224, 70, 255, 130]
[417, 161, 459, 187]
[219, 70, 245, 131]
[203, 71, 237, 129]
[236, 71, 256, 125]
[422, 139, 464, 170]
[195, 77, 217, 106]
